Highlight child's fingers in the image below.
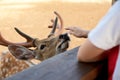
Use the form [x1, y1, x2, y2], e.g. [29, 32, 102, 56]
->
[65, 27, 74, 31]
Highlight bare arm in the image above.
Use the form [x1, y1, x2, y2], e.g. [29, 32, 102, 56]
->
[65, 27, 107, 62]
[77, 39, 107, 62]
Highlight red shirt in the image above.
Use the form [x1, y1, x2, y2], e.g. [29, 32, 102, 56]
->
[108, 46, 119, 80]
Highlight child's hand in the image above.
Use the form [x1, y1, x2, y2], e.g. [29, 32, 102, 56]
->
[65, 27, 89, 38]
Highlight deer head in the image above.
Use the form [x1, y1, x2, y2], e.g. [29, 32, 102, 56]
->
[0, 11, 70, 61]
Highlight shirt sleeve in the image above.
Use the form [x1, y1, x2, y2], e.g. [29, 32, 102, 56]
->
[88, 1, 120, 50]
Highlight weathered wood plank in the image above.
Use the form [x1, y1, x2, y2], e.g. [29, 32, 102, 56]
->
[5, 47, 107, 80]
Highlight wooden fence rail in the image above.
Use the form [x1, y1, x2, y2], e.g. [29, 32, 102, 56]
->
[5, 47, 107, 80]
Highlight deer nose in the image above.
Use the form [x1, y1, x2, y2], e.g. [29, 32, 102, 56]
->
[59, 33, 70, 41]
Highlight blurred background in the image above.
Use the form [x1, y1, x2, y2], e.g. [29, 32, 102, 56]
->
[0, 0, 111, 53]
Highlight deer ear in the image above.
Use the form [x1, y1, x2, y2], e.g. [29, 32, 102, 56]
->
[8, 45, 35, 60]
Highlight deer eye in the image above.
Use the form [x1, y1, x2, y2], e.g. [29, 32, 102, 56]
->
[40, 44, 46, 50]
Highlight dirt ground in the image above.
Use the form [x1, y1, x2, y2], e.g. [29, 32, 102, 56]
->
[0, 2, 111, 53]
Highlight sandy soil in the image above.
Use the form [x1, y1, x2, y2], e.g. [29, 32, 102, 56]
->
[0, 2, 111, 53]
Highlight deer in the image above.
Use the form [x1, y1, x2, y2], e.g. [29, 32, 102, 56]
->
[0, 11, 70, 79]
[0, 51, 30, 79]
[0, 11, 70, 61]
